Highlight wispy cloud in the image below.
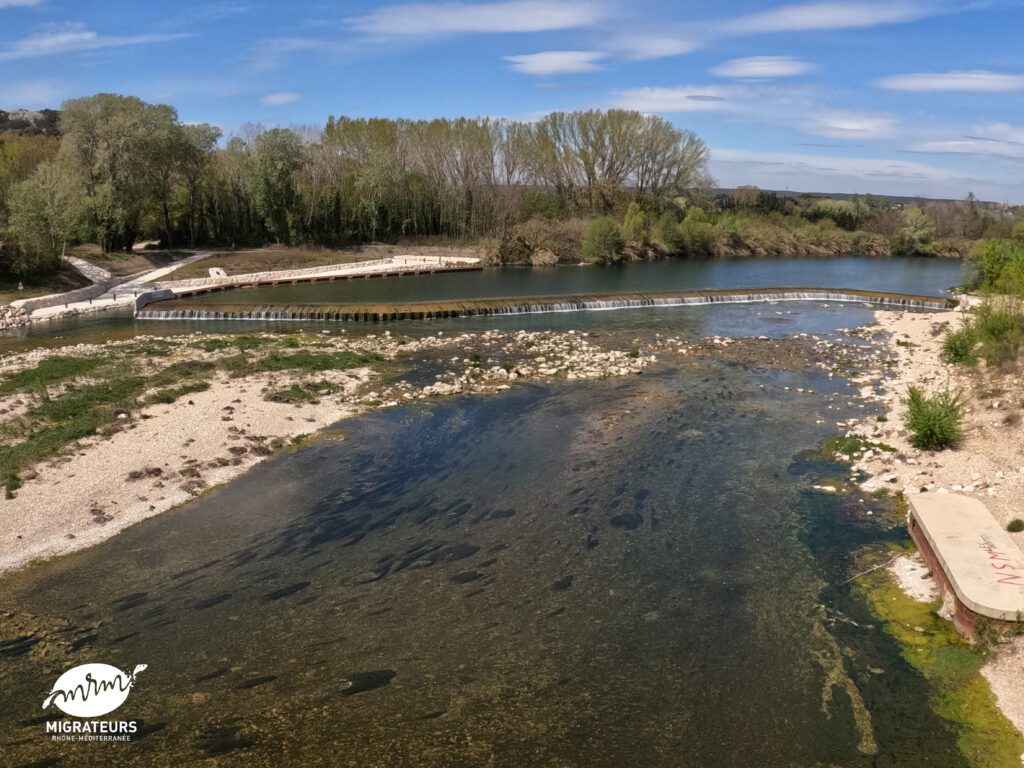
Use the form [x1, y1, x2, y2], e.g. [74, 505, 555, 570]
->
[347, 0, 604, 37]
[0, 22, 186, 63]
[614, 85, 736, 113]
[725, 2, 928, 34]
[876, 70, 1024, 92]
[909, 123, 1024, 160]
[710, 147, 973, 197]
[504, 50, 605, 75]
[608, 33, 700, 61]
[0, 0, 45, 7]
[260, 92, 302, 106]
[712, 56, 815, 78]
[248, 37, 327, 72]
[806, 110, 897, 139]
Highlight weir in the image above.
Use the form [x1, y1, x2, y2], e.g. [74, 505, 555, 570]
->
[136, 287, 957, 322]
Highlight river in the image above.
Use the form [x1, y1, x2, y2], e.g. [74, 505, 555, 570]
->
[0, 257, 973, 766]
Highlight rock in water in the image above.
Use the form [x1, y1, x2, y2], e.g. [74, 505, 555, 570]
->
[340, 669, 396, 696]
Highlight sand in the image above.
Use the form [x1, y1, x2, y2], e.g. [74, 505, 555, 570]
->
[0, 368, 371, 573]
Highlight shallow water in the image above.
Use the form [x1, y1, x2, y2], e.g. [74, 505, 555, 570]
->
[0, 360, 968, 766]
[0, 257, 973, 765]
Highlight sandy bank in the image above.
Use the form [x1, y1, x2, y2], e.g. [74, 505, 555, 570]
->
[851, 307, 1024, 747]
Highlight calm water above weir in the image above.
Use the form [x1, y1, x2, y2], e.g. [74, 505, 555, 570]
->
[174, 255, 963, 306]
[0, 256, 962, 353]
[0, 257, 973, 765]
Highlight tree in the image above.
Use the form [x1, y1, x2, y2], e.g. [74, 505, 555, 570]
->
[5, 161, 85, 276]
[580, 217, 625, 264]
[893, 206, 937, 256]
[246, 128, 304, 244]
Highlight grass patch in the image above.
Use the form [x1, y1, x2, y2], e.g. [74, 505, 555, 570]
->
[0, 355, 103, 396]
[821, 434, 896, 461]
[265, 380, 341, 404]
[860, 565, 1024, 767]
[904, 386, 963, 451]
[149, 360, 217, 388]
[224, 350, 378, 377]
[0, 377, 147, 490]
[145, 381, 211, 405]
[1008, 519, 1024, 533]
[200, 335, 277, 353]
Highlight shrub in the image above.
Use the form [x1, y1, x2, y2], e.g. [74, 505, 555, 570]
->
[941, 322, 978, 365]
[580, 217, 625, 264]
[903, 386, 963, 450]
[973, 303, 1023, 368]
[655, 211, 683, 253]
[1008, 519, 1024, 533]
[623, 202, 649, 244]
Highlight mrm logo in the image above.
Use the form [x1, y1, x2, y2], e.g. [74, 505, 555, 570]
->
[43, 663, 147, 718]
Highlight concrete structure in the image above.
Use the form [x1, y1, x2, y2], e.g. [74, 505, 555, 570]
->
[909, 494, 1024, 638]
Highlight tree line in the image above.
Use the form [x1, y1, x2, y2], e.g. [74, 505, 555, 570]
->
[1, 92, 1021, 281]
[0, 94, 710, 279]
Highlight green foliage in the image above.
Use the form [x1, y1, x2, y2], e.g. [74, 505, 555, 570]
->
[654, 211, 682, 252]
[223, 349, 378, 377]
[622, 201, 648, 244]
[678, 207, 716, 256]
[971, 303, 1023, 368]
[145, 381, 211, 404]
[265, 380, 341, 404]
[903, 386, 964, 451]
[580, 217, 625, 264]
[0, 355, 103, 395]
[892, 206, 937, 256]
[941, 323, 979, 365]
[1007, 519, 1024, 533]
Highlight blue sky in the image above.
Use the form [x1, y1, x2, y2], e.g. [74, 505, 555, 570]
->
[2, 0, 1023, 201]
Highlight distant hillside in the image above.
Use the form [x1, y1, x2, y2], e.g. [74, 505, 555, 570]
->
[0, 109, 61, 137]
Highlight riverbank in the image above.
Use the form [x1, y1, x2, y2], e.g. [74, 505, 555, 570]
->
[0, 329, 654, 572]
[841, 305, 1024, 754]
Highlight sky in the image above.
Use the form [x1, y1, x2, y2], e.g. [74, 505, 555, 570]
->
[1, 0, 1023, 201]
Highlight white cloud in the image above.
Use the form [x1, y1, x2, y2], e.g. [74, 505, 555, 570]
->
[609, 34, 700, 61]
[614, 85, 737, 113]
[348, 0, 603, 37]
[504, 50, 605, 75]
[710, 147, 974, 197]
[726, 2, 927, 34]
[909, 123, 1024, 160]
[806, 110, 897, 139]
[0, 0, 45, 7]
[248, 37, 326, 72]
[876, 70, 1024, 92]
[260, 92, 302, 106]
[0, 23, 186, 62]
[712, 56, 815, 79]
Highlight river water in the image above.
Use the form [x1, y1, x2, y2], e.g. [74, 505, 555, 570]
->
[0, 257, 972, 766]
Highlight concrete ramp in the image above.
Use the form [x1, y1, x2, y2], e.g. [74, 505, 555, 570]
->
[909, 494, 1024, 635]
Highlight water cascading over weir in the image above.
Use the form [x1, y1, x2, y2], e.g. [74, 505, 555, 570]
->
[136, 287, 958, 322]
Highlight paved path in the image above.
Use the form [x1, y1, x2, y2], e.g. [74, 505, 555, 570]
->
[24, 252, 213, 321]
[910, 494, 1024, 621]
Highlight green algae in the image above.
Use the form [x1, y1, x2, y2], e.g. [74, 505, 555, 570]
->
[858, 553, 1024, 768]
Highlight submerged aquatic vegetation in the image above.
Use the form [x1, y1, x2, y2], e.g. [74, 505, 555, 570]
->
[859, 562, 1024, 767]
